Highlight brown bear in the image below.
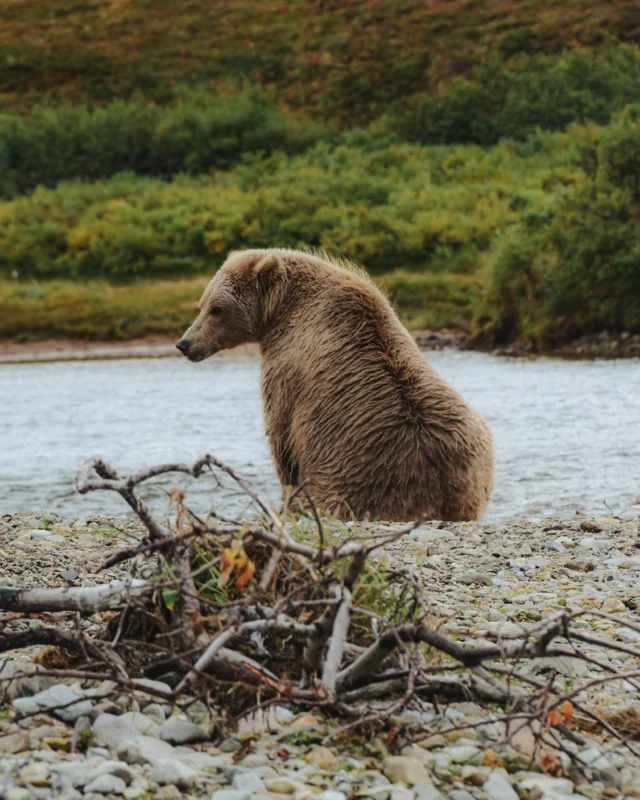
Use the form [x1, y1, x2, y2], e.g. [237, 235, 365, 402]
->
[176, 249, 494, 522]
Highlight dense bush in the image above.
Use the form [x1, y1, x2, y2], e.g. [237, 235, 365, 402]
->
[390, 45, 640, 146]
[479, 114, 640, 341]
[0, 87, 329, 198]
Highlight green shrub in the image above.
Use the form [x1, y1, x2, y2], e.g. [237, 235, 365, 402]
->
[389, 45, 640, 146]
[479, 131, 640, 342]
[0, 87, 329, 198]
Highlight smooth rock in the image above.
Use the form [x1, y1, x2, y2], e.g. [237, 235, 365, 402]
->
[531, 655, 589, 678]
[143, 702, 166, 721]
[457, 570, 493, 585]
[19, 761, 51, 786]
[444, 745, 480, 762]
[84, 774, 127, 795]
[209, 792, 251, 800]
[449, 791, 476, 800]
[232, 772, 265, 793]
[484, 771, 519, 800]
[414, 776, 443, 800]
[305, 745, 338, 770]
[518, 775, 575, 795]
[149, 759, 198, 788]
[601, 597, 626, 613]
[382, 756, 428, 786]
[264, 777, 300, 794]
[93, 713, 140, 750]
[159, 719, 210, 745]
[389, 788, 414, 800]
[0, 731, 29, 753]
[155, 787, 182, 800]
[18, 683, 94, 722]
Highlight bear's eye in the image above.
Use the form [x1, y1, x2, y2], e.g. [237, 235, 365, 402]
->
[210, 306, 223, 316]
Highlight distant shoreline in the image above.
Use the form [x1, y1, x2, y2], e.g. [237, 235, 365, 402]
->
[1, 329, 639, 364]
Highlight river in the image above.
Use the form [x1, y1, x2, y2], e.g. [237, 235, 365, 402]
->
[1, 351, 638, 521]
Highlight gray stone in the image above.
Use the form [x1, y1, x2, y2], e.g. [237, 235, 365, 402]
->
[456, 570, 493, 585]
[219, 737, 241, 752]
[30, 529, 64, 543]
[149, 759, 198, 788]
[0, 658, 52, 702]
[120, 710, 161, 736]
[94, 760, 135, 784]
[530, 656, 589, 678]
[389, 788, 416, 800]
[136, 735, 179, 764]
[84, 774, 127, 795]
[239, 752, 269, 768]
[443, 745, 480, 762]
[15, 683, 94, 722]
[159, 719, 210, 745]
[232, 772, 265, 793]
[364, 788, 392, 800]
[142, 702, 166, 721]
[483, 771, 519, 800]
[595, 765, 621, 788]
[410, 527, 455, 543]
[155, 787, 182, 800]
[414, 776, 443, 800]
[449, 792, 476, 800]
[209, 792, 251, 800]
[93, 713, 140, 750]
[133, 677, 172, 696]
[518, 775, 575, 795]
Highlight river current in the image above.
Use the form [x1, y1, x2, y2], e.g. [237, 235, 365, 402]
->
[1, 351, 638, 521]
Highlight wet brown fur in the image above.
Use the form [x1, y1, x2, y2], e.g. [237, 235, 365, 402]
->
[178, 248, 494, 521]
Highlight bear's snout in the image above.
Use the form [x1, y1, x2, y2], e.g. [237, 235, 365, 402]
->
[175, 338, 191, 356]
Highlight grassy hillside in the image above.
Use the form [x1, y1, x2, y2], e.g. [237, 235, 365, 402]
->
[2, 0, 640, 120]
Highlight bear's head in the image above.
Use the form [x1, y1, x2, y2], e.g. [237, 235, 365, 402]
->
[176, 250, 286, 361]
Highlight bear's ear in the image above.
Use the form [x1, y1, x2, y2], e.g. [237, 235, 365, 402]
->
[253, 252, 285, 283]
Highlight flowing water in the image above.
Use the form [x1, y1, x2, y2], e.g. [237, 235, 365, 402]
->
[1, 351, 638, 521]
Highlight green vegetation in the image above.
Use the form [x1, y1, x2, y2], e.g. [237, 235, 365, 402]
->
[0, 88, 328, 199]
[1, 0, 639, 347]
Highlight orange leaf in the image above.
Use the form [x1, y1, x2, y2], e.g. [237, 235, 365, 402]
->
[547, 709, 562, 727]
[235, 558, 256, 590]
[562, 700, 573, 723]
[540, 752, 562, 775]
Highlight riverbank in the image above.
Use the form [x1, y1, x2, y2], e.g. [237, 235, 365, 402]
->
[2, 509, 640, 799]
[2, 327, 640, 364]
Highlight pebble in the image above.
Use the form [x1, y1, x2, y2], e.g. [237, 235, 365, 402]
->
[84, 774, 128, 794]
[383, 756, 429, 786]
[232, 772, 265, 792]
[484, 771, 519, 800]
[601, 597, 626, 613]
[305, 745, 339, 770]
[159, 719, 210, 745]
[210, 792, 251, 800]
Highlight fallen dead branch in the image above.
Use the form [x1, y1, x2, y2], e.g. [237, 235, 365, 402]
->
[0, 453, 639, 775]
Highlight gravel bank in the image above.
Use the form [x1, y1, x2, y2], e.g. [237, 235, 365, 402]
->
[1, 509, 640, 800]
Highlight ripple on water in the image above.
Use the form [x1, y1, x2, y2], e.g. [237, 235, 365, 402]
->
[0, 351, 638, 520]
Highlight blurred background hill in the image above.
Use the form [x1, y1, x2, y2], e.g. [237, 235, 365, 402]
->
[1, 0, 640, 347]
